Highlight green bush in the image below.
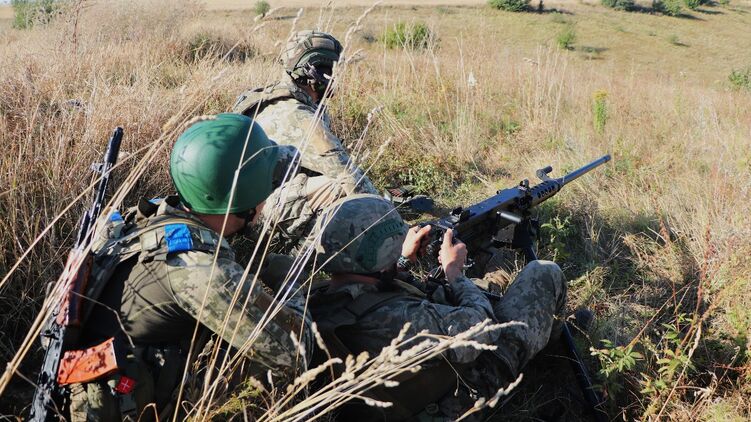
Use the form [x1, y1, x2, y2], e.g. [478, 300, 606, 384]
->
[683, 0, 700, 9]
[254, 0, 270, 17]
[11, 0, 60, 29]
[556, 24, 576, 50]
[593, 90, 608, 134]
[601, 0, 635, 10]
[654, 0, 683, 16]
[728, 67, 751, 91]
[182, 31, 256, 63]
[488, 0, 530, 12]
[381, 22, 434, 50]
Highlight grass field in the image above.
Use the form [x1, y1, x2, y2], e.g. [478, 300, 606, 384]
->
[1, 0, 750, 420]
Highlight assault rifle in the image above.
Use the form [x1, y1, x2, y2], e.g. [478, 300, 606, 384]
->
[30, 128, 123, 421]
[423, 155, 611, 422]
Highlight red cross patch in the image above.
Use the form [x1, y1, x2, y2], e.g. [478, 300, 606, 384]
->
[114, 375, 137, 394]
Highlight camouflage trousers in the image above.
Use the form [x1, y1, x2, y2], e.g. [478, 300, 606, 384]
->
[434, 260, 567, 420]
[490, 259, 567, 376]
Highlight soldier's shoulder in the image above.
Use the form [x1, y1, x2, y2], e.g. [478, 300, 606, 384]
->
[165, 251, 243, 288]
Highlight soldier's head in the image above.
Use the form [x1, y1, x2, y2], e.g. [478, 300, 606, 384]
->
[281, 30, 343, 103]
[170, 113, 297, 235]
[314, 195, 408, 276]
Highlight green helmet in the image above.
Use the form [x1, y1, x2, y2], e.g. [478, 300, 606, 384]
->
[281, 30, 342, 83]
[314, 194, 407, 274]
[169, 113, 296, 214]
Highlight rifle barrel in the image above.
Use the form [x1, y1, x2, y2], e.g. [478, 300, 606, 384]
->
[559, 154, 611, 186]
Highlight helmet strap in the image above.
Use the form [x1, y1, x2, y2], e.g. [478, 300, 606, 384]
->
[235, 208, 257, 237]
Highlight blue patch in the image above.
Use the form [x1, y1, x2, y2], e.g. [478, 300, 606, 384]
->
[110, 210, 123, 222]
[148, 197, 164, 205]
[164, 224, 193, 253]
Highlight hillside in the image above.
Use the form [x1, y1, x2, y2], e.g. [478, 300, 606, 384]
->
[1, 0, 750, 420]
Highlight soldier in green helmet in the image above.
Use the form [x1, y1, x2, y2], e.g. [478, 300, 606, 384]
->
[308, 195, 567, 421]
[232, 30, 379, 253]
[66, 114, 312, 421]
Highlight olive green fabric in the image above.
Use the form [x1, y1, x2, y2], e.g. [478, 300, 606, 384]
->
[169, 113, 280, 214]
[314, 194, 407, 274]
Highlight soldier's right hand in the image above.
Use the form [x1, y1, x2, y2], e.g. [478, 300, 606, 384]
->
[438, 229, 467, 283]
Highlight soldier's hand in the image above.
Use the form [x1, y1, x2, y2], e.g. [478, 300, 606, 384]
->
[438, 229, 467, 283]
[401, 224, 432, 262]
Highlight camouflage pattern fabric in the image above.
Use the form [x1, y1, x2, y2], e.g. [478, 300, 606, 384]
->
[279, 30, 343, 79]
[317, 260, 566, 420]
[72, 197, 312, 420]
[257, 172, 347, 254]
[313, 194, 407, 274]
[232, 79, 377, 195]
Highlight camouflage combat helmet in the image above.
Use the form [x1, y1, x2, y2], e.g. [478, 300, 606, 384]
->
[170, 113, 297, 214]
[281, 30, 342, 89]
[314, 194, 407, 274]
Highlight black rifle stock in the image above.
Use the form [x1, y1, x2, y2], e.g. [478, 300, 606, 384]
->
[29, 127, 123, 421]
[424, 155, 611, 422]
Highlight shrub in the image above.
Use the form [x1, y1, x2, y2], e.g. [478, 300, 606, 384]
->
[728, 67, 751, 91]
[182, 30, 256, 63]
[11, 0, 60, 29]
[601, 0, 635, 10]
[254, 0, 270, 17]
[381, 22, 434, 50]
[654, 0, 683, 16]
[488, 0, 530, 12]
[556, 24, 576, 50]
[683, 0, 700, 9]
[593, 90, 608, 134]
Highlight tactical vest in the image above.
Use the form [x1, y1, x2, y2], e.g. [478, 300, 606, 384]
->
[308, 281, 458, 422]
[232, 83, 298, 118]
[56, 196, 231, 421]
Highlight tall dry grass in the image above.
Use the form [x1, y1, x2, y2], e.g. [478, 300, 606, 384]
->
[0, 0, 750, 420]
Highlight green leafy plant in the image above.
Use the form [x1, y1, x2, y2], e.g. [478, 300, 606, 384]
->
[591, 339, 644, 395]
[556, 24, 577, 50]
[381, 22, 434, 50]
[488, 0, 530, 12]
[729, 67, 751, 91]
[541, 215, 572, 261]
[254, 0, 270, 17]
[592, 90, 608, 134]
[654, 0, 683, 16]
[601, 0, 635, 10]
[11, 0, 60, 29]
[683, 0, 700, 9]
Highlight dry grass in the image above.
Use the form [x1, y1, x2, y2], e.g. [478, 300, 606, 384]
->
[1, 0, 751, 420]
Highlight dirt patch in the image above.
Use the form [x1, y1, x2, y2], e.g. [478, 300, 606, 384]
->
[0, 6, 13, 20]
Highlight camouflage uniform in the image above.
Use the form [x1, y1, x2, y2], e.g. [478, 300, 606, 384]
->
[233, 79, 377, 252]
[70, 197, 312, 421]
[315, 261, 566, 420]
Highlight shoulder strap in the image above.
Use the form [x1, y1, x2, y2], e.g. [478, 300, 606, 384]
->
[82, 216, 231, 325]
[232, 84, 295, 117]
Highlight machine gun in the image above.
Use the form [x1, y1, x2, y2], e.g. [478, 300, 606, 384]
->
[30, 128, 123, 421]
[423, 154, 611, 422]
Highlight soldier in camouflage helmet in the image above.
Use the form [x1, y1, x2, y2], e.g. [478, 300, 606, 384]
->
[232, 30, 378, 253]
[67, 114, 312, 421]
[308, 195, 567, 421]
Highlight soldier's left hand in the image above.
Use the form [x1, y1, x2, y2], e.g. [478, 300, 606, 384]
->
[401, 224, 432, 262]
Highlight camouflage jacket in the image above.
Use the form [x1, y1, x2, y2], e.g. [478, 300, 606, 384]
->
[232, 78, 377, 195]
[315, 276, 497, 364]
[82, 196, 312, 375]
